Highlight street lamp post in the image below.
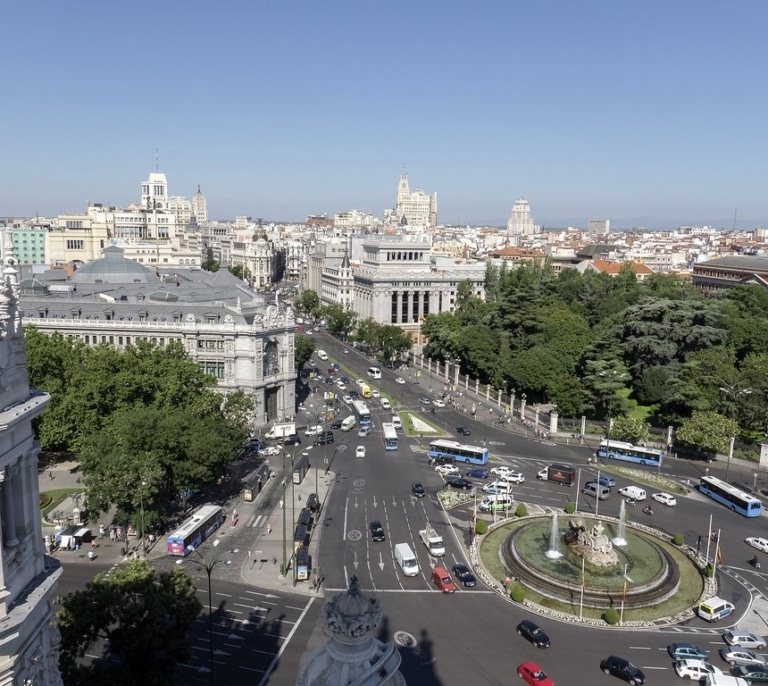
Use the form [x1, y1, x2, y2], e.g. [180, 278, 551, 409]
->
[140, 480, 146, 554]
[177, 539, 238, 686]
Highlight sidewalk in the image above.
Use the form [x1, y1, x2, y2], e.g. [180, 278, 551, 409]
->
[39, 455, 335, 596]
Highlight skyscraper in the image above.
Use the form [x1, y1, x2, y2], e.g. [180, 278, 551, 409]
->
[506, 198, 539, 235]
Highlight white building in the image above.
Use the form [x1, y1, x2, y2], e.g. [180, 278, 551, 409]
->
[18, 246, 297, 428]
[392, 172, 437, 230]
[506, 198, 539, 236]
[0, 237, 62, 686]
[192, 185, 208, 225]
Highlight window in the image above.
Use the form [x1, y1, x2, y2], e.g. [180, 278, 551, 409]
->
[66, 239, 85, 250]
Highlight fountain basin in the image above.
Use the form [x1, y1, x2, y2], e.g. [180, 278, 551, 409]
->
[501, 516, 683, 610]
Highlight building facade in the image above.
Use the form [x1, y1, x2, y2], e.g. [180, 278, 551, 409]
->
[506, 198, 538, 236]
[393, 172, 437, 229]
[692, 255, 768, 294]
[18, 247, 297, 429]
[0, 238, 61, 686]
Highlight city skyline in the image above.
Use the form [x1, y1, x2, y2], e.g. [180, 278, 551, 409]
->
[4, 1, 768, 229]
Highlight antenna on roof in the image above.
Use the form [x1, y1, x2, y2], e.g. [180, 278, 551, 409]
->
[155, 147, 159, 172]
[732, 208, 737, 232]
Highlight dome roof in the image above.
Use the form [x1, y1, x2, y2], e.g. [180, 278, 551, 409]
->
[71, 246, 160, 284]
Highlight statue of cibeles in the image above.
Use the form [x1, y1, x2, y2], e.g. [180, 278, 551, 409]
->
[565, 519, 619, 568]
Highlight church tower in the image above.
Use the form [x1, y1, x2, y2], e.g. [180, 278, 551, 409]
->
[0, 234, 61, 685]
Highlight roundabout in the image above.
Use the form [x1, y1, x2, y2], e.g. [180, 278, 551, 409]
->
[477, 511, 708, 623]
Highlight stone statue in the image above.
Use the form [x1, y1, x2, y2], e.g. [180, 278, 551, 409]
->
[564, 518, 619, 568]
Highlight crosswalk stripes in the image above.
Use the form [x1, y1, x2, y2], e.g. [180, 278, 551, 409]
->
[251, 514, 266, 529]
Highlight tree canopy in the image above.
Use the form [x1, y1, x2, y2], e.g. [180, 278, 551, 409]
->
[57, 559, 202, 686]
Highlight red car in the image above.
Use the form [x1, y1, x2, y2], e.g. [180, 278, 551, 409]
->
[517, 662, 554, 686]
[431, 566, 457, 593]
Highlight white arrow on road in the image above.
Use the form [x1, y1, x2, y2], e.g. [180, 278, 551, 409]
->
[372, 496, 378, 508]
[378, 552, 385, 571]
[392, 495, 397, 507]
[354, 497, 359, 509]
[353, 551, 359, 569]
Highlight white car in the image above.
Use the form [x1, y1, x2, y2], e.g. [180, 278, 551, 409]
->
[355, 446, 366, 458]
[746, 537, 768, 553]
[395, 377, 406, 384]
[381, 398, 392, 410]
[342, 348, 350, 354]
[723, 630, 767, 650]
[432, 399, 445, 407]
[258, 446, 281, 457]
[335, 382, 347, 391]
[304, 425, 324, 436]
[652, 492, 677, 507]
[342, 395, 353, 404]
[371, 389, 380, 398]
[491, 466, 515, 477]
[499, 472, 525, 484]
[673, 659, 722, 680]
[356, 379, 366, 388]
[435, 464, 460, 475]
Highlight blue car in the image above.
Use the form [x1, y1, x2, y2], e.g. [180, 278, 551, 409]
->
[466, 468, 489, 479]
[598, 475, 616, 488]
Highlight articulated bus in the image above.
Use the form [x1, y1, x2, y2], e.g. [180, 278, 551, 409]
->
[597, 440, 663, 467]
[352, 400, 372, 425]
[428, 439, 489, 465]
[382, 422, 398, 450]
[167, 504, 224, 556]
[699, 475, 763, 517]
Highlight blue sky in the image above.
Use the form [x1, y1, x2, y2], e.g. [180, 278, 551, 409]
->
[4, 1, 768, 229]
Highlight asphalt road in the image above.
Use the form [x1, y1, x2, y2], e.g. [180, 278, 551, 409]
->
[310, 331, 768, 686]
[51, 331, 768, 686]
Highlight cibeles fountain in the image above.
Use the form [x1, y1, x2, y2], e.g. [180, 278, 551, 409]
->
[501, 514, 689, 611]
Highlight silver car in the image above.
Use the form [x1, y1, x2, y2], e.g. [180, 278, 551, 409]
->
[723, 631, 767, 650]
[719, 647, 767, 666]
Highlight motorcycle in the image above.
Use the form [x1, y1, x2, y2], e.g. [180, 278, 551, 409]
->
[642, 506, 654, 516]
[625, 498, 636, 507]
[750, 556, 761, 570]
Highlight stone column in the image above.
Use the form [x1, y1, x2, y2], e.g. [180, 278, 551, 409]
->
[497, 389, 502, 407]
[520, 395, 527, 421]
[1, 467, 19, 547]
[534, 407, 540, 431]
[550, 411, 559, 435]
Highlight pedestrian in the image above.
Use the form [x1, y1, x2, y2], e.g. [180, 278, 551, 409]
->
[48, 470, 53, 480]
[109, 528, 115, 542]
[99, 524, 106, 539]
[91, 539, 96, 551]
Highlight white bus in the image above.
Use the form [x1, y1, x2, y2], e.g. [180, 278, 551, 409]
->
[352, 400, 372, 425]
[367, 366, 382, 380]
[382, 423, 398, 450]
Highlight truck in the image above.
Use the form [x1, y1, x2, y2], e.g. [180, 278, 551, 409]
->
[704, 675, 748, 686]
[418, 525, 445, 557]
[537, 463, 577, 487]
[264, 422, 296, 440]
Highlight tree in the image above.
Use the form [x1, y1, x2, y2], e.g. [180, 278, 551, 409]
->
[79, 405, 245, 518]
[321, 303, 357, 339]
[610, 416, 651, 444]
[676, 411, 739, 454]
[221, 389, 258, 431]
[295, 289, 320, 314]
[228, 264, 250, 281]
[294, 333, 316, 370]
[200, 258, 220, 272]
[57, 559, 202, 686]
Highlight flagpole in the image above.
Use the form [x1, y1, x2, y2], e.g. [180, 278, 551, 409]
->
[712, 530, 721, 578]
[705, 514, 713, 564]
[620, 563, 627, 625]
[579, 557, 585, 620]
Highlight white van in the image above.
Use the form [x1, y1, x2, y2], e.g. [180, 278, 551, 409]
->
[341, 415, 356, 432]
[316, 350, 328, 361]
[583, 482, 610, 500]
[482, 480, 512, 494]
[394, 543, 419, 577]
[479, 495, 513, 512]
[696, 596, 735, 623]
[618, 486, 646, 501]
[392, 415, 402, 430]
